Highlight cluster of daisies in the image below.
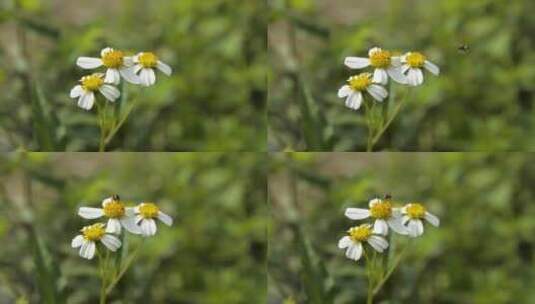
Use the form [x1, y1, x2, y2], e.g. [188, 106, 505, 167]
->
[338, 196, 440, 262]
[338, 47, 440, 111]
[71, 195, 173, 260]
[69, 47, 172, 110]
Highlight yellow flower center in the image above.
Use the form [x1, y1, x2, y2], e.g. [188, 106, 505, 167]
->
[370, 201, 392, 219]
[103, 200, 125, 218]
[406, 52, 426, 68]
[101, 50, 125, 68]
[82, 223, 105, 241]
[348, 225, 372, 242]
[139, 203, 159, 218]
[369, 50, 391, 68]
[406, 203, 426, 219]
[81, 74, 104, 91]
[138, 52, 158, 68]
[348, 73, 372, 91]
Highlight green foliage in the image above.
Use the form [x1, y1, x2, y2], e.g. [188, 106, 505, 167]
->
[269, 0, 535, 151]
[0, 153, 266, 303]
[269, 153, 535, 303]
[0, 0, 266, 151]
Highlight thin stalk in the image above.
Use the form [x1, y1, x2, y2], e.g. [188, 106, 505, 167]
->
[105, 239, 144, 296]
[369, 88, 411, 150]
[364, 251, 374, 304]
[372, 244, 409, 296]
[104, 98, 138, 146]
[364, 101, 374, 152]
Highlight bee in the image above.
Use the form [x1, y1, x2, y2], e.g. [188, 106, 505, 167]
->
[458, 44, 470, 54]
[112, 194, 121, 201]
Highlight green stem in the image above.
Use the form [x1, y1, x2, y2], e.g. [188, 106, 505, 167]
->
[364, 251, 374, 304]
[372, 244, 409, 296]
[97, 249, 107, 304]
[364, 101, 374, 152]
[105, 239, 144, 296]
[369, 88, 411, 150]
[104, 98, 137, 146]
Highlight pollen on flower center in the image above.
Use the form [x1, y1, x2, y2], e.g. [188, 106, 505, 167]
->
[406, 52, 426, 68]
[369, 50, 392, 68]
[81, 74, 104, 91]
[82, 223, 105, 241]
[406, 203, 426, 219]
[101, 50, 124, 68]
[348, 225, 372, 242]
[370, 201, 392, 219]
[348, 73, 372, 91]
[138, 52, 158, 68]
[103, 201, 125, 218]
[139, 203, 159, 218]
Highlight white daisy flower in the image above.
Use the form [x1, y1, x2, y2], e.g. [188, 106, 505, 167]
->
[131, 52, 172, 87]
[337, 73, 388, 111]
[78, 195, 141, 234]
[401, 203, 440, 237]
[133, 202, 173, 236]
[76, 47, 140, 85]
[338, 224, 389, 262]
[344, 47, 407, 85]
[345, 198, 407, 235]
[400, 51, 440, 86]
[71, 223, 122, 260]
[69, 73, 120, 110]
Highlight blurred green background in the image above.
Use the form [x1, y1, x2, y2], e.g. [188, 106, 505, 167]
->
[0, 0, 266, 151]
[0, 152, 266, 303]
[268, 0, 535, 151]
[269, 153, 535, 303]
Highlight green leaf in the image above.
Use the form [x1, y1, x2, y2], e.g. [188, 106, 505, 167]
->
[31, 82, 57, 151]
[31, 228, 64, 304]
[298, 75, 328, 150]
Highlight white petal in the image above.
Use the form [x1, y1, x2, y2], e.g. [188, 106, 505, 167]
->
[100, 47, 113, 57]
[387, 217, 408, 235]
[338, 236, 352, 249]
[373, 219, 389, 235]
[133, 64, 143, 74]
[139, 68, 156, 87]
[157, 61, 172, 76]
[345, 92, 362, 111]
[400, 64, 410, 74]
[123, 56, 134, 67]
[367, 235, 389, 252]
[407, 68, 423, 86]
[135, 214, 143, 225]
[132, 54, 140, 63]
[367, 84, 388, 102]
[344, 57, 370, 69]
[400, 55, 407, 63]
[401, 215, 410, 225]
[387, 66, 407, 84]
[76, 57, 103, 69]
[344, 208, 370, 220]
[368, 47, 382, 56]
[391, 56, 402, 67]
[99, 84, 120, 102]
[158, 211, 173, 226]
[78, 207, 103, 219]
[119, 67, 140, 84]
[368, 198, 381, 208]
[337, 85, 352, 98]
[70, 85, 84, 98]
[101, 234, 121, 251]
[104, 68, 121, 85]
[105, 218, 122, 234]
[424, 212, 440, 227]
[125, 207, 135, 216]
[373, 68, 388, 85]
[80, 240, 96, 260]
[408, 219, 424, 237]
[424, 60, 440, 75]
[345, 243, 363, 261]
[140, 218, 157, 236]
[77, 92, 95, 110]
[102, 197, 113, 207]
[120, 216, 141, 234]
[71, 235, 84, 248]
